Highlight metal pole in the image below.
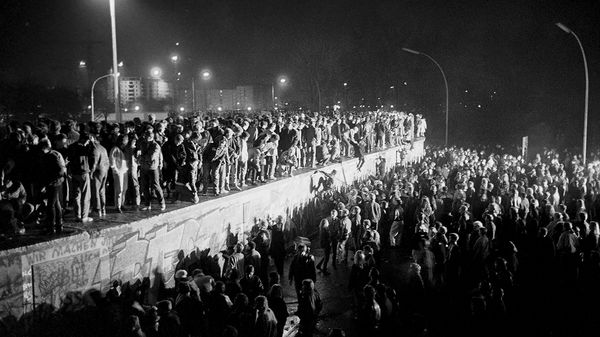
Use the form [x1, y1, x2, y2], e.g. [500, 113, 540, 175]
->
[421, 53, 448, 147]
[109, 0, 120, 122]
[345, 86, 348, 109]
[402, 48, 449, 146]
[571, 32, 589, 165]
[91, 82, 95, 122]
[192, 78, 196, 112]
[91, 74, 113, 122]
[271, 83, 275, 110]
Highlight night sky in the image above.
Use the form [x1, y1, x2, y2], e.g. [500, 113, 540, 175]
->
[0, 0, 598, 148]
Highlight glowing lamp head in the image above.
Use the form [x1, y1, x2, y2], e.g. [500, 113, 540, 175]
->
[171, 55, 179, 63]
[179, 107, 185, 112]
[134, 105, 141, 111]
[402, 47, 420, 55]
[555, 22, 571, 34]
[150, 67, 162, 78]
[201, 70, 211, 80]
[79, 60, 86, 68]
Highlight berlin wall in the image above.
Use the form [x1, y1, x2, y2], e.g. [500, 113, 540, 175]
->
[0, 140, 424, 320]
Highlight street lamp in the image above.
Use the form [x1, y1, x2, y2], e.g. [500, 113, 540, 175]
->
[343, 82, 349, 109]
[201, 70, 212, 80]
[556, 22, 590, 164]
[197, 69, 212, 111]
[150, 67, 163, 78]
[109, 0, 120, 122]
[91, 73, 118, 122]
[390, 85, 399, 108]
[402, 47, 449, 146]
[272, 75, 288, 109]
[171, 55, 179, 64]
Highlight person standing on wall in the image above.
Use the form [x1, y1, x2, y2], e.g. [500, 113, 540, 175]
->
[109, 134, 129, 213]
[139, 129, 166, 211]
[40, 138, 66, 234]
[67, 132, 93, 223]
[89, 133, 109, 218]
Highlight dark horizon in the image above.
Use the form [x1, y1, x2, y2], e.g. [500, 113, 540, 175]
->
[1, 0, 598, 148]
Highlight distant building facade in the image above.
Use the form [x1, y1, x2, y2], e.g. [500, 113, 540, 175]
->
[119, 77, 143, 104]
[145, 78, 173, 100]
[107, 77, 173, 105]
[197, 85, 271, 111]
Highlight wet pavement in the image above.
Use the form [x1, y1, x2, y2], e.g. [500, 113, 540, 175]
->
[280, 247, 412, 337]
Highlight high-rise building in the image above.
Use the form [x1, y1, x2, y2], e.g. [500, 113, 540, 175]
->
[119, 77, 143, 104]
[201, 85, 270, 111]
[145, 78, 173, 100]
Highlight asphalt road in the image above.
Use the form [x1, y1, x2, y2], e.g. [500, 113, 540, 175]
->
[279, 247, 412, 337]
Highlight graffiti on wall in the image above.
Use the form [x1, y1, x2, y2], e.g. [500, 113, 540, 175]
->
[33, 249, 102, 307]
[0, 252, 23, 318]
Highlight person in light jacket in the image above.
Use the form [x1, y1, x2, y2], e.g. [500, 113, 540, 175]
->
[110, 134, 129, 212]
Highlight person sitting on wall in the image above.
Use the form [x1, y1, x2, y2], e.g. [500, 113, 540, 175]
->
[0, 171, 30, 235]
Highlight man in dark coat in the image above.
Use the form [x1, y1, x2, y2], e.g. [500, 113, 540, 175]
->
[316, 209, 337, 274]
[40, 139, 66, 234]
[288, 244, 317, 299]
[68, 132, 93, 223]
[269, 219, 287, 278]
[162, 133, 186, 200]
[240, 265, 264, 304]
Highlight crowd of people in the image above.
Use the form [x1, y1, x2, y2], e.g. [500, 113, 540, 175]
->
[316, 145, 600, 336]
[0, 110, 426, 237]
[6, 105, 600, 336]
[14, 140, 600, 337]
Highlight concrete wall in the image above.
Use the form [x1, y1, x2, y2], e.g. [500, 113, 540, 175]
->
[0, 139, 424, 319]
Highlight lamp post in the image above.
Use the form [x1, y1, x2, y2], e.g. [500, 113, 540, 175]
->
[109, 0, 120, 122]
[390, 85, 399, 109]
[272, 76, 288, 110]
[402, 47, 449, 146]
[91, 73, 117, 122]
[170, 54, 179, 109]
[200, 69, 211, 111]
[556, 22, 589, 165]
[343, 82, 348, 109]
